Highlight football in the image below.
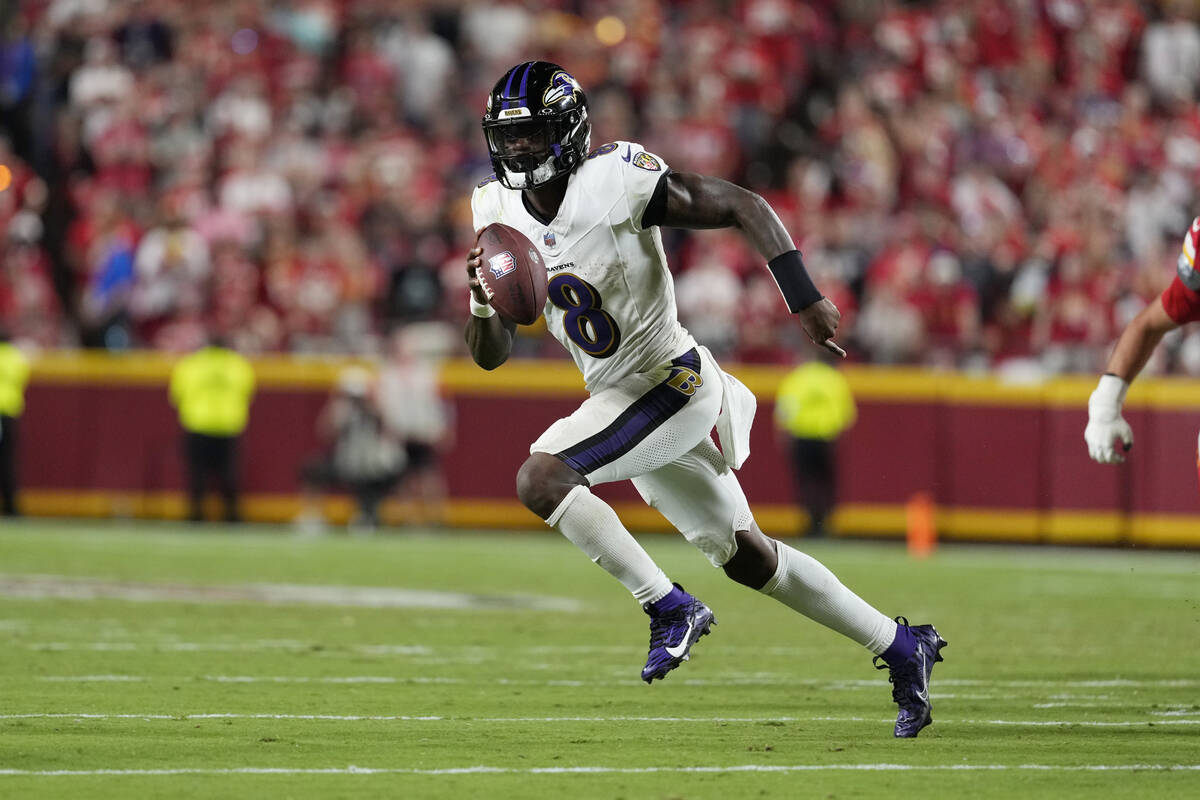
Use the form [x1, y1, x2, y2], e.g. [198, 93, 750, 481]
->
[475, 223, 548, 325]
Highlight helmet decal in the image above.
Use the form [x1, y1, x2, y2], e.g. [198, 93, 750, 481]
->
[543, 71, 581, 108]
[499, 61, 536, 110]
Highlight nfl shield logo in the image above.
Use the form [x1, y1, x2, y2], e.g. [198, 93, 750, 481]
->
[488, 251, 516, 278]
[544, 231, 556, 247]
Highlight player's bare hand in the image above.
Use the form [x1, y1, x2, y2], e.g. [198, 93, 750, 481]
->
[797, 298, 846, 358]
[466, 246, 490, 304]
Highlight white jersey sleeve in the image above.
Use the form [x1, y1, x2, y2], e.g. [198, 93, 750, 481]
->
[620, 147, 670, 233]
[470, 174, 503, 233]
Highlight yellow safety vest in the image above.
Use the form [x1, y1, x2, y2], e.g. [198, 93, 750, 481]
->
[774, 362, 856, 441]
[169, 347, 256, 436]
[0, 343, 31, 417]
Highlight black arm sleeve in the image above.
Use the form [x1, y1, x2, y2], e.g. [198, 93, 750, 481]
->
[767, 250, 823, 312]
[640, 170, 673, 229]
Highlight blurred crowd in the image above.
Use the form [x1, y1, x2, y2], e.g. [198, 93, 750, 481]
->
[2, 0, 1200, 375]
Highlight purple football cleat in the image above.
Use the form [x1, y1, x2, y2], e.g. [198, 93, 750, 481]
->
[641, 584, 715, 684]
[874, 617, 947, 738]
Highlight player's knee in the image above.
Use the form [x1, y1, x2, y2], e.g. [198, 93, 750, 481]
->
[516, 452, 586, 520]
[722, 529, 778, 589]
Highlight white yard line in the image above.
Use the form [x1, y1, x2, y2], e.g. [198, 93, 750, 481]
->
[198, 675, 595, 686]
[26, 672, 1200, 695]
[2, 713, 1198, 727]
[26, 641, 311, 652]
[13, 637, 1200, 693]
[1034, 702, 1198, 711]
[204, 676, 399, 684]
[38, 681, 146, 686]
[1, 764, 1198, 777]
[22, 676, 1010, 697]
[953, 719, 1200, 727]
[0, 575, 580, 612]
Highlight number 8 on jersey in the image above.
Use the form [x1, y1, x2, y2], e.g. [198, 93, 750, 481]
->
[547, 273, 622, 358]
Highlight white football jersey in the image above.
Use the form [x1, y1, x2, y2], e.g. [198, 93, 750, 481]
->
[471, 141, 695, 392]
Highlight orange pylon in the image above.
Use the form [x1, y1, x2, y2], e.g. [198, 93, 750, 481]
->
[906, 491, 937, 558]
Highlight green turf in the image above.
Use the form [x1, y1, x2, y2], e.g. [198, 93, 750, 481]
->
[1, 519, 1198, 799]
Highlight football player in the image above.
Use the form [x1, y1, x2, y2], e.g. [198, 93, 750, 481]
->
[1086, 217, 1200, 463]
[465, 62, 946, 738]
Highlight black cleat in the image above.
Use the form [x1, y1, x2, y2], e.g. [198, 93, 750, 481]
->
[874, 617, 947, 738]
[641, 584, 715, 684]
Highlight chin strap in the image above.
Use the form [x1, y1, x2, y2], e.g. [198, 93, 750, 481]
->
[500, 153, 560, 190]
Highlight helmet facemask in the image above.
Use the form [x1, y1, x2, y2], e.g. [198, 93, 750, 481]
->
[484, 108, 590, 190]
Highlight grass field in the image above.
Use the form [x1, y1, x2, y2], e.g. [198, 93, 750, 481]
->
[0, 519, 1197, 799]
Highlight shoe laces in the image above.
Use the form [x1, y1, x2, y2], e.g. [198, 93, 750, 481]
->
[872, 616, 910, 671]
[872, 616, 920, 705]
[647, 604, 689, 650]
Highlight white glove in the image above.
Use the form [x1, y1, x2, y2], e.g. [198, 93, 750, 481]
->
[1085, 374, 1133, 464]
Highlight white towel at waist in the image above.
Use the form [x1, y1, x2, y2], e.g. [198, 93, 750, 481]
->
[698, 346, 757, 471]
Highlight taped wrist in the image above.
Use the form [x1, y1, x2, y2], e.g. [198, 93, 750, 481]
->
[1089, 373, 1128, 416]
[469, 293, 496, 318]
[767, 250, 823, 312]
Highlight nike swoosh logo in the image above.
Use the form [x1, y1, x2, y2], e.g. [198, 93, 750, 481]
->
[664, 619, 696, 658]
[622, 145, 632, 162]
[915, 650, 929, 704]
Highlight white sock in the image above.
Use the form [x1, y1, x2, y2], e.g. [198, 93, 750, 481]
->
[759, 541, 897, 654]
[547, 485, 674, 606]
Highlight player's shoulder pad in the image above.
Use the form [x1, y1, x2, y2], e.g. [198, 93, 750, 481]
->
[474, 171, 506, 196]
[631, 149, 664, 172]
[470, 174, 504, 225]
[472, 173, 500, 203]
[586, 142, 620, 160]
[1178, 216, 1200, 291]
[588, 141, 666, 172]
[623, 141, 665, 174]
[574, 142, 667, 216]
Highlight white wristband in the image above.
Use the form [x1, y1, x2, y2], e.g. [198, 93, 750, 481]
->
[470, 293, 496, 318]
[1089, 373, 1128, 412]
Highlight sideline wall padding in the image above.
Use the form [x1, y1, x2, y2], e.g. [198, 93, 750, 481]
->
[14, 351, 1200, 545]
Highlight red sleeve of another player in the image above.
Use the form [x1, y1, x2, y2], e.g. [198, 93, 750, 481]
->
[1161, 275, 1200, 325]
